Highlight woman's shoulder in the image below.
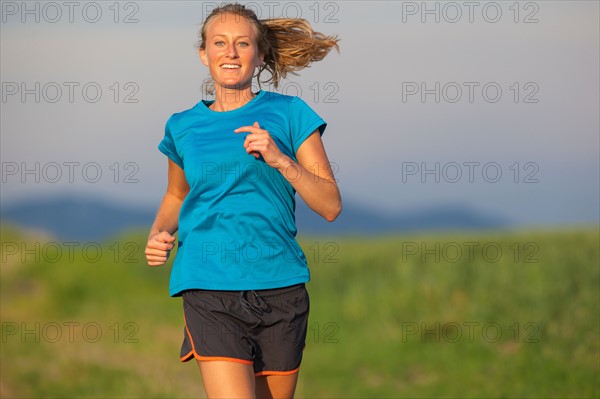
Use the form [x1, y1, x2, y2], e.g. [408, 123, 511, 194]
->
[166, 101, 205, 126]
[259, 90, 309, 108]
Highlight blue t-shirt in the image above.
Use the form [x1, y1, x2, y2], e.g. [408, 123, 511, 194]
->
[158, 90, 326, 296]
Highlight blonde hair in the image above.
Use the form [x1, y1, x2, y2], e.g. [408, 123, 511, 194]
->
[198, 3, 339, 90]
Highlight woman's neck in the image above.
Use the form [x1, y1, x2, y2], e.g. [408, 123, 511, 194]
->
[210, 86, 256, 112]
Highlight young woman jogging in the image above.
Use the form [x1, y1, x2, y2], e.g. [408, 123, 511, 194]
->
[145, 4, 341, 398]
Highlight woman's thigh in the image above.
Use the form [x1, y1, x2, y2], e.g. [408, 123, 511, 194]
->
[197, 360, 256, 399]
[255, 373, 300, 399]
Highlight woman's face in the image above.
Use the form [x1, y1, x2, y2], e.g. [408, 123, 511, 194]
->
[200, 13, 264, 92]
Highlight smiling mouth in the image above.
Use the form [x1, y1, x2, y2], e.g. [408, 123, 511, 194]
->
[221, 64, 241, 69]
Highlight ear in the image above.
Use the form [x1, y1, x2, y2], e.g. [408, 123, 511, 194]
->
[199, 48, 208, 66]
[257, 52, 265, 67]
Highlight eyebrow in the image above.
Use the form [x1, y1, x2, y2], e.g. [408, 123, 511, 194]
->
[211, 34, 251, 39]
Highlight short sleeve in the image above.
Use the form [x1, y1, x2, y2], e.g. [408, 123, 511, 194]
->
[158, 116, 184, 169]
[288, 97, 327, 155]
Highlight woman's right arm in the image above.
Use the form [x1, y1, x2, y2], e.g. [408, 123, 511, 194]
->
[145, 159, 190, 266]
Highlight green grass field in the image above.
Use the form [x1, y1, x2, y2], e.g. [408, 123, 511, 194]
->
[1, 225, 598, 398]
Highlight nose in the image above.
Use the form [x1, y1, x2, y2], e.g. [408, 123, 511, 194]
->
[226, 43, 238, 58]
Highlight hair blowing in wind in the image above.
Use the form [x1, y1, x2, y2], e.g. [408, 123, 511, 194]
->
[198, 3, 340, 89]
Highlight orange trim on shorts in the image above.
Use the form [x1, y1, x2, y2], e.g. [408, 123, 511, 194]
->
[254, 367, 300, 377]
[182, 314, 252, 365]
[195, 355, 253, 365]
[182, 314, 200, 361]
[180, 350, 194, 362]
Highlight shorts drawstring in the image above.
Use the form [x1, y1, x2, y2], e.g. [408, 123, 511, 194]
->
[240, 290, 271, 318]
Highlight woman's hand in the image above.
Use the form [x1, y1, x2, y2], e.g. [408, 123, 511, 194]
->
[234, 122, 289, 169]
[145, 231, 176, 266]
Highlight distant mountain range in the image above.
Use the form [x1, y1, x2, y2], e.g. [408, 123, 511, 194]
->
[0, 195, 508, 241]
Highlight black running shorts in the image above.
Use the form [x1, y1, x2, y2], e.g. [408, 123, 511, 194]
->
[180, 283, 310, 376]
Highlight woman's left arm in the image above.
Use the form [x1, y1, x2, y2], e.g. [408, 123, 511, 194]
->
[281, 129, 342, 221]
[236, 123, 342, 221]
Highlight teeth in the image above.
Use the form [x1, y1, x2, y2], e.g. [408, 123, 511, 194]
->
[222, 64, 240, 69]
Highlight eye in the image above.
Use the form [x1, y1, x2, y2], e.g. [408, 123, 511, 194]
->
[238, 41, 249, 47]
[214, 41, 225, 46]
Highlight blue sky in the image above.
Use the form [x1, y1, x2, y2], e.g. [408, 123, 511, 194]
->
[1, 1, 598, 227]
